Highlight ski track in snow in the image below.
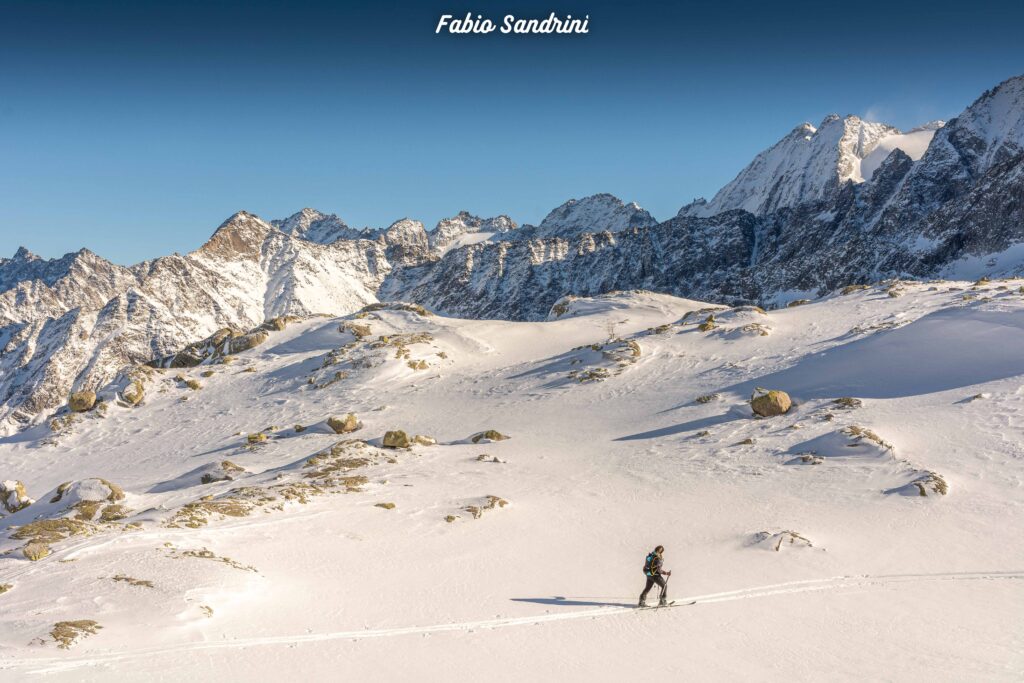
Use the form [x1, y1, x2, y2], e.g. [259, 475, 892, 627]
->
[8, 570, 1022, 674]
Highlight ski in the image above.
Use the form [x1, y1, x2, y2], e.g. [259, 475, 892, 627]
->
[637, 600, 695, 609]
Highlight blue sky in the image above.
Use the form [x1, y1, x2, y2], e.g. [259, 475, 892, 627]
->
[1, 0, 1022, 264]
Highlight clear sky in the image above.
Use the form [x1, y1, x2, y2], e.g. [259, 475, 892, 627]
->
[1, 0, 1022, 264]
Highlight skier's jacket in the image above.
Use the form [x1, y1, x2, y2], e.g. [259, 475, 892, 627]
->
[643, 551, 663, 576]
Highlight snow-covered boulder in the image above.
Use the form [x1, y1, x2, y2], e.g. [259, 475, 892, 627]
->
[1, 480, 33, 514]
[328, 414, 361, 434]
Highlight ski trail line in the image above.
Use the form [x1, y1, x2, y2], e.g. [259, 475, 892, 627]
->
[7, 570, 1023, 674]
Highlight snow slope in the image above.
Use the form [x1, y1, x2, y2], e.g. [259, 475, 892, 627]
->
[0, 283, 1022, 681]
[858, 122, 944, 182]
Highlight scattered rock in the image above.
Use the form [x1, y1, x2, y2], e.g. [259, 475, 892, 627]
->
[200, 461, 247, 485]
[121, 380, 145, 406]
[1, 480, 33, 514]
[832, 397, 862, 409]
[471, 430, 509, 444]
[111, 575, 154, 588]
[787, 299, 811, 307]
[294, 424, 306, 433]
[841, 425, 892, 451]
[752, 530, 814, 551]
[786, 454, 823, 465]
[698, 315, 717, 332]
[185, 379, 202, 391]
[227, 330, 269, 354]
[358, 302, 434, 317]
[260, 315, 299, 332]
[341, 322, 372, 339]
[200, 370, 215, 378]
[413, 435, 437, 446]
[22, 541, 51, 561]
[68, 390, 96, 413]
[247, 433, 267, 445]
[887, 471, 949, 497]
[444, 515, 457, 523]
[734, 437, 757, 446]
[750, 388, 791, 417]
[327, 414, 361, 434]
[841, 284, 870, 295]
[383, 430, 411, 449]
[374, 502, 396, 510]
[695, 393, 720, 404]
[463, 495, 509, 519]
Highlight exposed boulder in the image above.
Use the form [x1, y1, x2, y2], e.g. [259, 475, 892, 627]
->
[260, 315, 299, 332]
[227, 330, 269, 354]
[121, 380, 145, 406]
[413, 434, 437, 446]
[383, 430, 411, 448]
[68, 391, 96, 413]
[1, 480, 33, 514]
[698, 315, 717, 332]
[327, 414, 361, 434]
[751, 388, 791, 417]
[471, 430, 510, 444]
[22, 541, 51, 561]
[886, 471, 949, 497]
[832, 397, 863, 409]
[200, 461, 247, 484]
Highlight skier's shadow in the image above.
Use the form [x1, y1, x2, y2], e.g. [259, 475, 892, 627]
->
[510, 597, 635, 608]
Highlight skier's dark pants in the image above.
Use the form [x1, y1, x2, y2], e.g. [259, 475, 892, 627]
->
[640, 574, 667, 603]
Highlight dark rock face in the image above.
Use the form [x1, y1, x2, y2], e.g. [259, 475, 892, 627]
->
[385, 76, 1024, 316]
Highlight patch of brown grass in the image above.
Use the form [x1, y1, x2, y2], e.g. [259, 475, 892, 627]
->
[50, 620, 102, 649]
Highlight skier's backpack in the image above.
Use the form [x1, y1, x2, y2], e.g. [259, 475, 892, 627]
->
[643, 552, 657, 576]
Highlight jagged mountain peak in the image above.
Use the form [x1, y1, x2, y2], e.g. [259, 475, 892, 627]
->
[197, 211, 273, 260]
[12, 246, 37, 261]
[272, 208, 357, 245]
[429, 211, 519, 255]
[529, 193, 657, 238]
[910, 120, 946, 133]
[934, 73, 1024, 175]
[681, 114, 903, 217]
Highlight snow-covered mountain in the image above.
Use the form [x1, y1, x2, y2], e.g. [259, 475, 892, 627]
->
[429, 211, 518, 255]
[0, 212, 391, 433]
[2, 74, 1023, 435]
[681, 115, 903, 217]
[524, 193, 657, 238]
[271, 208, 369, 244]
[859, 121, 944, 182]
[1, 286, 1022, 679]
